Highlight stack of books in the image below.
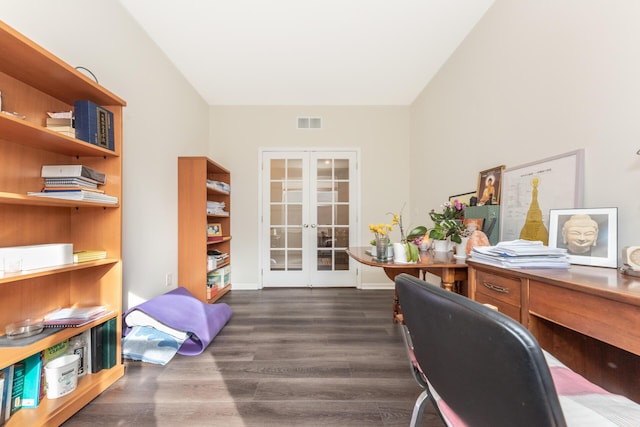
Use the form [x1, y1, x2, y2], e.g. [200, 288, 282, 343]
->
[206, 201, 228, 216]
[45, 117, 74, 138]
[470, 240, 570, 269]
[73, 250, 107, 263]
[27, 165, 118, 204]
[206, 179, 230, 194]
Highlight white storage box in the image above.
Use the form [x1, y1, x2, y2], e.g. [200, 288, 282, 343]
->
[0, 243, 73, 272]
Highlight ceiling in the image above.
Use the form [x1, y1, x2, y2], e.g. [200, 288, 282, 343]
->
[119, 0, 494, 106]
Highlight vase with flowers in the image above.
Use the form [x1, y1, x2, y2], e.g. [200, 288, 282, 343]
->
[390, 206, 427, 263]
[369, 222, 393, 262]
[428, 200, 468, 251]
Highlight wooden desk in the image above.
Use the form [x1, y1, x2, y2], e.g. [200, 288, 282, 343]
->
[468, 260, 640, 402]
[347, 247, 468, 322]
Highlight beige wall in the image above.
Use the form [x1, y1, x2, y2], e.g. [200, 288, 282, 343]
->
[210, 106, 410, 287]
[4, 0, 639, 301]
[411, 0, 640, 261]
[2, 1, 211, 308]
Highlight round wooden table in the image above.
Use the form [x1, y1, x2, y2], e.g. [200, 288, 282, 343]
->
[346, 246, 468, 322]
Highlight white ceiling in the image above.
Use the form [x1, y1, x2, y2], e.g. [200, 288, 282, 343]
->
[119, 0, 494, 106]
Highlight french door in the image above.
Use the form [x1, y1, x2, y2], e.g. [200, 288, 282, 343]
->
[261, 150, 358, 287]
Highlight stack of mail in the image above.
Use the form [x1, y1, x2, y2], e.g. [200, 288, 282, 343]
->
[206, 201, 228, 216]
[470, 240, 570, 269]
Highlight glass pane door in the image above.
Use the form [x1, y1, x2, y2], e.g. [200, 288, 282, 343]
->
[262, 150, 357, 287]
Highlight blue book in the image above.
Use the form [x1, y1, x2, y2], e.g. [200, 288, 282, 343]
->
[74, 100, 114, 151]
[1, 365, 14, 424]
[21, 354, 42, 408]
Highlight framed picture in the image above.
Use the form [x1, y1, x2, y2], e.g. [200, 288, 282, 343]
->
[500, 150, 584, 242]
[476, 165, 505, 206]
[449, 191, 476, 206]
[207, 223, 222, 237]
[548, 207, 617, 268]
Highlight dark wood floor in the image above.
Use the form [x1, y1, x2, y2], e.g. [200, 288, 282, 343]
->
[63, 288, 445, 426]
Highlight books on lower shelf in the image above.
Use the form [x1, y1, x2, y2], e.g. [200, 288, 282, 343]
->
[0, 318, 117, 422]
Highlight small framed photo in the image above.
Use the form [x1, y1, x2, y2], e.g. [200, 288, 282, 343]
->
[548, 208, 617, 268]
[207, 223, 222, 237]
[449, 191, 476, 207]
[476, 165, 505, 206]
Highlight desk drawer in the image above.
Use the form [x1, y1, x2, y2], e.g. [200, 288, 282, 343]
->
[475, 269, 521, 307]
[475, 293, 521, 322]
[529, 280, 640, 356]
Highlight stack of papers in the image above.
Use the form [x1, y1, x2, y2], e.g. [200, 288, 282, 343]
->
[43, 305, 112, 328]
[470, 240, 570, 269]
[206, 180, 230, 194]
[206, 201, 228, 216]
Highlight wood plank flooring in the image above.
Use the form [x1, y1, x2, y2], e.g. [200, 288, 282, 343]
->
[63, 288, 445, 426]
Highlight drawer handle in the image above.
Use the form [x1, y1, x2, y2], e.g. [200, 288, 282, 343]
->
[482, 282, 510, 294]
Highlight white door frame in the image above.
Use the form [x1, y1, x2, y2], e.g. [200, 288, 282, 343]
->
[258, 147, 361, 288]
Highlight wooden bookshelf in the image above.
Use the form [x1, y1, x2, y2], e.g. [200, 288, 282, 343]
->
[178, 157, 232, 303]
[0, 21, 125, 426]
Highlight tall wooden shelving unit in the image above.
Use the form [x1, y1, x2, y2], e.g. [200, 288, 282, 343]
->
[178, 157, 232, 303]
[0, 22, 125, 426]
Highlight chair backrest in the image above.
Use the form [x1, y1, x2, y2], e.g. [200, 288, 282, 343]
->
[396, 273, 567, 427]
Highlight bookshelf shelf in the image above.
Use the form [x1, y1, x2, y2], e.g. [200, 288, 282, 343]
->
[0, 114, 120, 158]
[179, 157, 232, 303]
[0, 259, 119, 285]
[0, 191, 119, 208]
[207, 283, 232, 304]
[0, 313, 117, 368]
[6, 365, 124, 427]
[0, 21, 125, 426]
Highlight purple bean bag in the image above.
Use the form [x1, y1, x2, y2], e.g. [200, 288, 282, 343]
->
[122, 286, 232, 355]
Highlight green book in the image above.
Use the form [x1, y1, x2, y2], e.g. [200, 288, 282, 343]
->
[101, 318, 117, 369]
[21, 353, 43, 408]
[10, 362, 25, 415]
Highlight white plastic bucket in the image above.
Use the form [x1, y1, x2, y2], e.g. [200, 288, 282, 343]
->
[44, 354, 80, 399]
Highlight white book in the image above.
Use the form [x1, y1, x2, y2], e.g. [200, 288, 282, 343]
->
[41, 165, 106, 184]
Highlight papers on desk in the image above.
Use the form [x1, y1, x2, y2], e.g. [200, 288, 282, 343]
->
[470, 240, 570, 269]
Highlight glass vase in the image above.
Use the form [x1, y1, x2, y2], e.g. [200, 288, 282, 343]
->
[375, 236, 390, 262]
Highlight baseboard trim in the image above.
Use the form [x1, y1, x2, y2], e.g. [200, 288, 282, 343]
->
[225, 282, 394, 290]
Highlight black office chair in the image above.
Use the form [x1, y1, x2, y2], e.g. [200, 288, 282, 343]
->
[396, 273, 567, 427]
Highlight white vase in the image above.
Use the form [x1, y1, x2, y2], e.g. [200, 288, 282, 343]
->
[393, 243, 407, 263]
[454, 237, 470, 258]
[433, 239, 450, 252]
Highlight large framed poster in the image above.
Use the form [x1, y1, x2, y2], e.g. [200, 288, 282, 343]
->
[499, 150, 584, 242]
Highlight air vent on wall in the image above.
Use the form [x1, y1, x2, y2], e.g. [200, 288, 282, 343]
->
[297, 116, 322, 129]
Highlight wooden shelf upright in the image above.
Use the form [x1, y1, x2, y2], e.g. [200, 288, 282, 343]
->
[178, 157, 232, 303]
[0, 21, 126, 426]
